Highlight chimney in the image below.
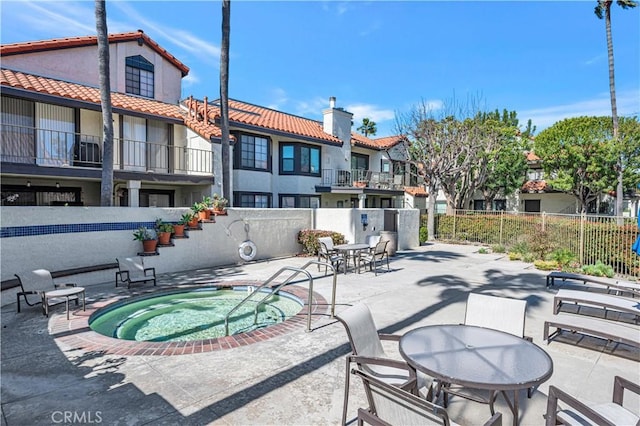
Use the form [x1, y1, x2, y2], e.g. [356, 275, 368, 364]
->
[203, 96, 208, 122]
[329, 96, 336, 109]
[322, 96, 353, 144]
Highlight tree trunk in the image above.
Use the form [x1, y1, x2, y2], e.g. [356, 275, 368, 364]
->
[426, 182, 438, 240]
[220, 0, 231, 205]
[95, 0, 114, 206]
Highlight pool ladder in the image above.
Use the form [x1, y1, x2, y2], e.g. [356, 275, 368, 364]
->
[223, 260, 339, 336]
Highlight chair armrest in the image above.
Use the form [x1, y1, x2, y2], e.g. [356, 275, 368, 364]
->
[613, 376, 640, 406]
[545, 385, 616, 426]
[378, 333, 401, 342]
[144, 267, 156, 277]
[18, 289, 40, 296]
[483, 411, 502, 426]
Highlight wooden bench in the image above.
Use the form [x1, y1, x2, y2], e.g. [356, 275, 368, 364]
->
[544, 313, 640, 349]
[546, 271, 640, 297]
[554, 289, 640, 322]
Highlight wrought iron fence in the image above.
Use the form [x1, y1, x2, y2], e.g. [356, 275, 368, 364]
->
[423, 210, 639, 278]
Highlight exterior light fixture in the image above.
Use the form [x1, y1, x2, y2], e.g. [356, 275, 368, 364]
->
[26, 181, 31, 187]
[56, 182, 60, 188]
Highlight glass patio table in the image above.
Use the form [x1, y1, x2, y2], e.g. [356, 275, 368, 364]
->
[399, 324, 553, 426]
[333, 243, 370, 274]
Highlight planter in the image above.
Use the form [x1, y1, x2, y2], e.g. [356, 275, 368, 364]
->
[158, 231, 172, 245]
[212, 207, 227, 216]
[354, 181, 367, 188]
[142, 239, 158, 254]
[197, 210, 210, 221]
[187, 216, 200, 228]
[173, 224, 186, 237]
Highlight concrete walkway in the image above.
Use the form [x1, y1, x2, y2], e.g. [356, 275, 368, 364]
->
[1, 243, 638, 425]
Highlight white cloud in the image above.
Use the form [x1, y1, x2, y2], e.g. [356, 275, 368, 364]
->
[265, 88, 290, 110]
[294, 97, 331, 117]
[346, 103, 395, 125]
[521, 89, 640, 131]
[7, 1, 96, 37]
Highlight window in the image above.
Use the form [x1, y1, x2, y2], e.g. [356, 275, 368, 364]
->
[351, 153, 369, 170]
[524, 200, 540, 213]
[237, 134, 269, 170]
[473, 200, 485, 211]
[235, 192, 271, 208]
[126, 55, 154, 98]
[1, 97, 35, 163]
[279, 143, 320, 176]
[494, 200, 506, 211]
[279, 194, 320, 208]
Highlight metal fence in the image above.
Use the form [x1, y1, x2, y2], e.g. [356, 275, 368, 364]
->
[424, 210, 639, 278]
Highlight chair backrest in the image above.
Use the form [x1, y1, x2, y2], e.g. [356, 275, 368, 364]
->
[15, 269, 54, 292]
[318, 237, 334, 252]
[117, 257, 146, 280]
[353, 368, 449, 425]
[464, 293, 527, 337]
[365, 235, 381, 249]
[335, 303, 386, 359]
[373, 240, 389, 256]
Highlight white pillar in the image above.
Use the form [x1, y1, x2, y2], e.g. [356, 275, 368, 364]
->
[127, 180, 141, 207]
[358, 193, 367, 209]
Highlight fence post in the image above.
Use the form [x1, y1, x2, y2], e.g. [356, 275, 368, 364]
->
[579, 212, 586, 265]
[453, 209, 457, 240]
[499, 211, 504, 246]
[542, 211, 546, 232]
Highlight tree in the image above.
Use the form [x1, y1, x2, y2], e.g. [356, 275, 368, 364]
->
[357, 118, 377, 137]
[95, 0, 114, 206]
[594, 0, 638, 218]
[534, 116, 620, 213]
[220, 0, 231, 205]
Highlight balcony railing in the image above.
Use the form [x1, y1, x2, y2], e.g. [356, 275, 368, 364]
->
[0, 124, 213, 175]
[321, 169, 405, 190]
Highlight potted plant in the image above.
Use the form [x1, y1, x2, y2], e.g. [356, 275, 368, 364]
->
[211, 193, 228, 215]
[174, 213, 191, 237]
[192, 201, 210, 221]
[133, 227, 157, 254]
[155, 219, 174, 245]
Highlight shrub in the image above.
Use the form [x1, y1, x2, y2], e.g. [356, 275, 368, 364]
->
[491, 244, 506, 253]
[297, 229, 346, 255]
[581, 261, 615, 278]
[527, 225, 556, 260]
[534, 260, 559, 271]
[508, 252, 522, 261]
[550, 248, 576, 269]
[419, 226, 428, 244]
[478, 247, 489, 254]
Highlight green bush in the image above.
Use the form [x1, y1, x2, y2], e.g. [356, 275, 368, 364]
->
[534, 260, 559, 271]
[491, 244, 506, 253]
[478, 247, 489, 254]
[419, 226, 428, 244]
[550, 248, 576, 269]
[297, 229, 346, 255]
[508, 252, 522, 261]
[581, 261, 615, 278]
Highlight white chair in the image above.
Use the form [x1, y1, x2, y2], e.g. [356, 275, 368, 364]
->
[353, 368, 502, 426]
[15, 269, 78, 316]
[115, 257, 156, 289]
[358, 240, 390, 275]
[318, 240, 345, 275]
[335, 303, 433, 425]
[545, 376, 639, 426]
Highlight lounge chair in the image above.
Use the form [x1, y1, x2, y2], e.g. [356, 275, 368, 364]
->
[353, 368, 502, 426]
[543, 313, 640, 349]
[442, 293, 532, 406]
[545, 376, 640, 426]
[15, 269, 78, 316]
[115, 257, 156, 289]
[335, 303, 433, 426]
[546, 271, 640, 297]
[358, 240, 390, 275]
[553, 289, 640, 322]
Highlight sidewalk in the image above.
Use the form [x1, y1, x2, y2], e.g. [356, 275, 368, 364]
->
[1, 243, 638, 425]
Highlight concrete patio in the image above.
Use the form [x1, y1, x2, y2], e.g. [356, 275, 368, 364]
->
[1, 242, 638, 425]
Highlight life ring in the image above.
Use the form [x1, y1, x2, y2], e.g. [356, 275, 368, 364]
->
[238, 240, 257, 261]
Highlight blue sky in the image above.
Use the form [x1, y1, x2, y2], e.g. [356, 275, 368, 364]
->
[1, 1, 639, 137]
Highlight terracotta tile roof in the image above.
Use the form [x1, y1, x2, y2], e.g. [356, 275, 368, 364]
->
[0, 30, 189, 77]
[521, 180, 548, 192]
[351, 133, 405, 150]
[1, 68, 221, 140]
[526, 151, 540, 161]
[404, 186, 428, 197]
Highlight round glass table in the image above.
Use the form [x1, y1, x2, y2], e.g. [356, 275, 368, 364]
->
[399, 324, 553, 425]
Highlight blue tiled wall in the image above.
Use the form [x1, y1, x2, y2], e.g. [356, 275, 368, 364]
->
[0, 222, 159, 238]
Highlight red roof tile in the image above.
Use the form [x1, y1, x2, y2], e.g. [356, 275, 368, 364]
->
[404, 186, 428, 197]
[1, 68, 221, 140]
[0, 30, 189, 77]
[521, 180, 548, 192]
[526, 151, 540, 161]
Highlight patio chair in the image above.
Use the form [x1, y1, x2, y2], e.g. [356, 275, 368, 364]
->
[115, 257, 156, 289]
[545, 376, 639, 426]
[317, 237, 345, 274]
[15, 269, 78, 316]
[442, 293, 531, 406]
[353, 368, 503, 426]
[365, 235, 381, 253]
[358, 240, 389, 275]
[335, 303, 433, 426]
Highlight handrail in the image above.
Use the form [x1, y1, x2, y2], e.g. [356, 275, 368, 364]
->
[223, 260, 339, 335]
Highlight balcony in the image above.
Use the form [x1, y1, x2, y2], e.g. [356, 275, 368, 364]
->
[0, 124, 213, 175]
[320, 169, 405, 190]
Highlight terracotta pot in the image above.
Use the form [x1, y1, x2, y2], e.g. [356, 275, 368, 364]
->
[158, 231, 172, 245]
[173, 224, 185, 237]
[187, 217, 200, 228]
[197, 210, 210, 221]
[213, 207, 227, 216]
[142, 239, 157, 254]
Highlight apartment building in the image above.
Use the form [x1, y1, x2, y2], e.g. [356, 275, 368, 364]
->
[1, 30, 412, 209]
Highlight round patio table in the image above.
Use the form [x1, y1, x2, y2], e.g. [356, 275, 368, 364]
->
[44, 286, 86, 320]
[334, 243, 370, 274]
[399, 324, 553, 426]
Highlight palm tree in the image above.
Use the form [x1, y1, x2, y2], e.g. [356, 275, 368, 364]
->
[220, 0, 231, 205]
[594, 0, 637, 218]
[95, 0, 114, 206]
[357, 118, 377, 137]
